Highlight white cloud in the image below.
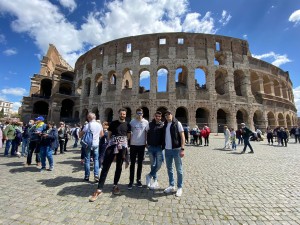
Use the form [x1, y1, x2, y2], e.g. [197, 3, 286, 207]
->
[289, 9, 300, 25]
[243, 34, 248, 39]
[293, 86, 300, 117]
[0, 0, 229, 67]
[12, 102, 21, 112]
[58, 0, 77, 12]
[1, 88, 27, 96]
[3, 48, 17, 56]
[140, 71, 150, 80]
[218, 10, 232, 26]
[0, 34, 6, 43]
[252, 51, 292, 67]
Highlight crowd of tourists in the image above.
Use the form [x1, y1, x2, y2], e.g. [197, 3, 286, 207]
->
[1, 112, 299, 201]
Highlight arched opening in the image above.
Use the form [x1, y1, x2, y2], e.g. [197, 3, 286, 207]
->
[215, 52, 226, 65]
[84, 78, 91, 97]
[273, 80, 281, 97]
[234, 70, 245, 97]
[236, 109, 248, 126]
[215, 69, 227, 95]
[217, 109, 228, 132]
[140, 57, 151, 65]
[108, 71, 117, 92]
[278, 113, 285, 127]
[281, 82, 288, 99]
[196, 108, 209, 127]
[175, 107, 188, 125]
[61, 72, 74, 81]
[139, 70, 150, 93]
[95, 73, 103, 95]
[104, 108, 113, 123]
[110, 74, 116, 85]
[263, 76, 272, 95]
[195, 68, 206, 90]
[253, 110, 264, 130]
[92, 107, 99, 120]
[157, 68, 168, 92]
[81, 109, 88, 122]
[141, 107, 150, 121]
[175, 66, 188, 87]
[40, 79, 52, 98]
[33, 101, 49, 116]
[60, 99, 74, 119]
[59, 83, 72, 95]
[250, 72, 261, 95]
[267, 112, 276, 129]
[76, 80, 82, 95]
[286, 114, 292, 129]
[122, 69, 133, 89]
[124, 107, 132, 122]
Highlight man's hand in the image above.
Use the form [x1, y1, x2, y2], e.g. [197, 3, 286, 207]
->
[180, 150, 185, 158]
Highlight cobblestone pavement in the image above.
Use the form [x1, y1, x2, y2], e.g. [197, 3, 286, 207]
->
[0, 136, 300, 225]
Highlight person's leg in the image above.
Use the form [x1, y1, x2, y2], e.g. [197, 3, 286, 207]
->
[93, 146, 99, 178]
[136, 146, 145, 183]
[165, 149, 175, 187]
[84, 147, 91, 179]
[114, 149, 125, 186]
[40, 146, 46, 169]
[4, 140, 12, 156]
[59, 140, 64, 153]
[129, 146, 138, 185]
[97, 146, 115, 190]
[46, 146, 54, 169]
[173, 149, 183, 188]
[64, 138, 68, 151]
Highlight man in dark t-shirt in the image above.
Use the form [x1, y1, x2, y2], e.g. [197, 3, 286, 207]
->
[89, 108, 131, 202]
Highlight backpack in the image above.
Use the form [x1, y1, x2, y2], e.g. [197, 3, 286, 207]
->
[72, 128, 78, 138]
[80, 123, 93, 149]
[14, 129, 23, 145]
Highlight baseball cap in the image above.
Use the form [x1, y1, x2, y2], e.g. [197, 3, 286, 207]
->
[35, 116, 45, 121]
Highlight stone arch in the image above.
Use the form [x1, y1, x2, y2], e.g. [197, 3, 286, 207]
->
[60, 99, 74, 119]
[104, 108, 113, 123]
[140, 57, 150, 65]
[253, 110, 264, 130]
[122, 69, 133, 89]
[40, 79, 52, 98]
[108, 71, 117, 85]
[215, 69, 228, 95]
[76, 79, 82, 95]
[124, 107, 132, 122]
[139, 69, 150, 93]
[234, 70, 246, 96]
[33, 101, 49, 116]
[175, 66, 188, 87]
[175, 107, 188, 124]
[250, 72, 261, 95]
[281, 82, 288, 99]
[84, 77, 91, 97]
[81, 109, 88, 122]
[236, 108, 249, 126]
[217, 108, 229, 132]
[263, 76, 272, 95]
[95, 73, 103, 95]
[92, 107, 99, 120]
[286, 114, 292, 129]
[195, 107, 209, 127]
[195, 67, 207, 90]
[59, 82, 72, 95]
[86, 62, 92, 74]
[273, 79, 281, 97]
[141, 106, 150, 121]
[278, 113, 285, 127]
[267, 112, 276, 129]
[157, 67, 168, 92]
[61, 71, 74, 81]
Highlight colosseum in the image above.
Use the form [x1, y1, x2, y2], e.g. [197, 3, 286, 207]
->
[21, 32, 297, 132]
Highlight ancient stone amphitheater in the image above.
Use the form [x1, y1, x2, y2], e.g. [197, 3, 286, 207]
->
[21, 33, 297, 132]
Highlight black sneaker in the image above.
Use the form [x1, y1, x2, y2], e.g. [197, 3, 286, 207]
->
[135, 181, 143, 188]
[248, 151, 254, 154]
[84, 177, 89, 182]
[127, 183, 133, 190]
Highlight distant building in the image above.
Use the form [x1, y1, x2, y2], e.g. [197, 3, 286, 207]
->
[0, 100, 13, 117]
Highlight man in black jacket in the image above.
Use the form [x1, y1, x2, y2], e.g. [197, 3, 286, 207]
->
[145, 111, 164, 189]
[163, 110, 185, 197]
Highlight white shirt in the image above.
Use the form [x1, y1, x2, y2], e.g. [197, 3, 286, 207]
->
[82, 120, 103, 146]
[130, 118, 148, 145]
[165, 121, 184, 150]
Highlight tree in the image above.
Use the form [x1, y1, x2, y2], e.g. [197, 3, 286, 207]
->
[0, 108, 4, 118]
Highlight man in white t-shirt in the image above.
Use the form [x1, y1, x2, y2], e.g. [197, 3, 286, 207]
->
[79, 113, 103, 182]
[128, 108, 149, 189]
[163, 110, 185, 197]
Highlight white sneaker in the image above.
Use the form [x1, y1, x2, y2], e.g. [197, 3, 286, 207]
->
[164, 186, 175, 193]
[175, 188, 182, 197]
[145, 174, 151, 187]
[149, 180, 159, 190]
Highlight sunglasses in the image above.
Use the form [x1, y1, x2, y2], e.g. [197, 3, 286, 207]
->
[136, 112, 143, 115]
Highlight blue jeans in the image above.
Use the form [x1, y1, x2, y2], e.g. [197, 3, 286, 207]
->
[84, 145, 99, 178]
[243, 138, 253, 152]
[148, 146, 163, 181]
[231, 140, 236, 149]
[73, 137, 79, 148]
[4, 140, 12, 156]
[21, 138, 29, 156]
[40, 145, 54, 168]
[165, 148, 183, 188]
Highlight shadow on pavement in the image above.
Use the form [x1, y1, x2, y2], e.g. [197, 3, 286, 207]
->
[37, 176, 84, 187]
[57, 160, 83, 173]
[0, 161, 25, 167]
[10, 166, 40, 173]
[212, 148, 233, 152]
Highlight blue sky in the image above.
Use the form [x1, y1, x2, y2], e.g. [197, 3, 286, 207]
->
[0, 0, 299, 115]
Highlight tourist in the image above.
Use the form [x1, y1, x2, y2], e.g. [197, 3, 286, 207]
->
[145, 111, 164, 189]
[203, 125, 211, 146]
[240, 123, 254, 154]
[163, 110, 185, 197]
[89, 108, 131, 202]
[223, 126, 231, 149]
[266, 127, 273, 145]
[230, 127, 237, 150]
[128, 108, 148, 189]
[56, 122, 67, 155]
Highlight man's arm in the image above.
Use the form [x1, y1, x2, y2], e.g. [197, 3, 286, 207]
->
[180, 131, 185, 149]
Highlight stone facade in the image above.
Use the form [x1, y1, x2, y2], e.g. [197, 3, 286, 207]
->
[21, 33, 297, 132]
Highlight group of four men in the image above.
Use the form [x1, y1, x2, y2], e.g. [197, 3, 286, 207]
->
[80, 108, 185, 202]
